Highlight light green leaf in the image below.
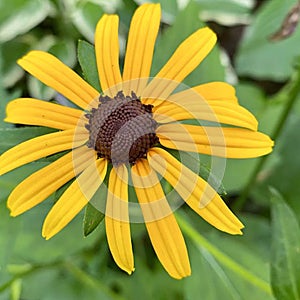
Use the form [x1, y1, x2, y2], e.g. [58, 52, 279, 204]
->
[0, 0, 53, 42]
[78, 40, 101, 91]
[270, 188, 300, 300]
[184, 244, 240, 300]
[178, 213, 273, 296]
[235, 0, 300, 81]
[71, 1, 104, 43]
[195, 0, 254, 25]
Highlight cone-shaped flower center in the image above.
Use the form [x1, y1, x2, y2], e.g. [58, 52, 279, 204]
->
[86, 91, 159, 165]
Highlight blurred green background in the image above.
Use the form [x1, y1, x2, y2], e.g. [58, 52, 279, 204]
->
[1, 0, 300, 299]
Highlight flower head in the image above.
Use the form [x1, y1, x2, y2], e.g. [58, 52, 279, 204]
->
[0, 3, 273, 279]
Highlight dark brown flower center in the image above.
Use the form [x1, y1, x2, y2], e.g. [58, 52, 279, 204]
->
[85, 91, 159, 165]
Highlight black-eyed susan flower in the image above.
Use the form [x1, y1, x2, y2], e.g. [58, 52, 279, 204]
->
[0, 3, 273, 279]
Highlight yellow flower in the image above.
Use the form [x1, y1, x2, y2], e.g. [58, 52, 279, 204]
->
[0, 3, 273, 279]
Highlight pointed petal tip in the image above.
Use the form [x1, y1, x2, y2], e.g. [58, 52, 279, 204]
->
[42, 228, 53, 240]
[9, 211, 17, 217]
[125, 267, 135, 275]
[7, 202, 21, 217]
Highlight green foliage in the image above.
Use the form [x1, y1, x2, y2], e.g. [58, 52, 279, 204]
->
[0, 0, 52, 42]
[83, 201, 105, 237]
[236, 0, 300, 81]
[270, 189, 300, 300]
[78, 40, 101, 91]
[1, 0, 300, 299]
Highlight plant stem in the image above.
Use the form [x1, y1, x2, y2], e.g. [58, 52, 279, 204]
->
[235, 65, 300, 210]
[177, 213, 273, 295]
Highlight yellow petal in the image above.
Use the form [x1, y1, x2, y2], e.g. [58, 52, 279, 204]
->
[157, 124, 274, 158]
[105, 165, 134, 274]
[42, 158, 107, 239]
[5, 98, 83, 130]
[193, 82, 238, 103]
[122, 3, 161, 95]
[148, 148, 244, 234]
[7, 147, 95, 216]
[153, 89, 258, 130]
[18, 51, 99, 109]
[0, 129, 83, 176]
[142, 27, 217, 104]
[132, 159, 191, 279]
[95, 15, 122, 96]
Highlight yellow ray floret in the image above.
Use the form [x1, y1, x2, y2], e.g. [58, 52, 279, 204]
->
[132, 159, 191, 279]
[148, 148, 244, 235]
[0, 129, 78, 176]
[18, 51, 98, 109]
[105, 165, 134, 274]
[7, 147, 95, 216]
[5, 98, 83, 130]
[192, 82, 238, 103]
[42, 158, 107, 240]
[142, 27, 217, 104]
[122, 3, 161, 95]
[95, 14, 122, 96]
[153, 97, 258, 131]
[157, 123, 274, 158]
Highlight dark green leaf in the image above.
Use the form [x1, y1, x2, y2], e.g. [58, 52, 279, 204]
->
[0, 127, 54, 154]
[1, 40, 30, 88]
[83, 173, 109, 237]
[270, 188, 300, 300]
[53, 180, 74, 204]
[83, 203, 105, 237]
[78, 40, 101, 92]
[152, 1, 225, 84]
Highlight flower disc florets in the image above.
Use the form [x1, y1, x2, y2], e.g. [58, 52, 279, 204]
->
[86, 91, 159, 165]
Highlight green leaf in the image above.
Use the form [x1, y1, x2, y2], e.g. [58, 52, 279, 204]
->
[83, 170, 108, 237]
[0, 46, 22, 128]
[83, 203, 105, 237]
[235, 0, 300, 81]
[195, 0, 253, 25]
[53, 180, 74, 204]
[78, 40, 101, 91]
[178, 213, 273, 296]
[270, 188, 300, 300]
[184, 244, 240, 300]
[0, 0, 53, 42]
[71, 1, 104, 43]
[152, 1, 225, 85]
[1, 40, 30, 88]
[0, 127, 54, 154]
[263, 115, 300, 219]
